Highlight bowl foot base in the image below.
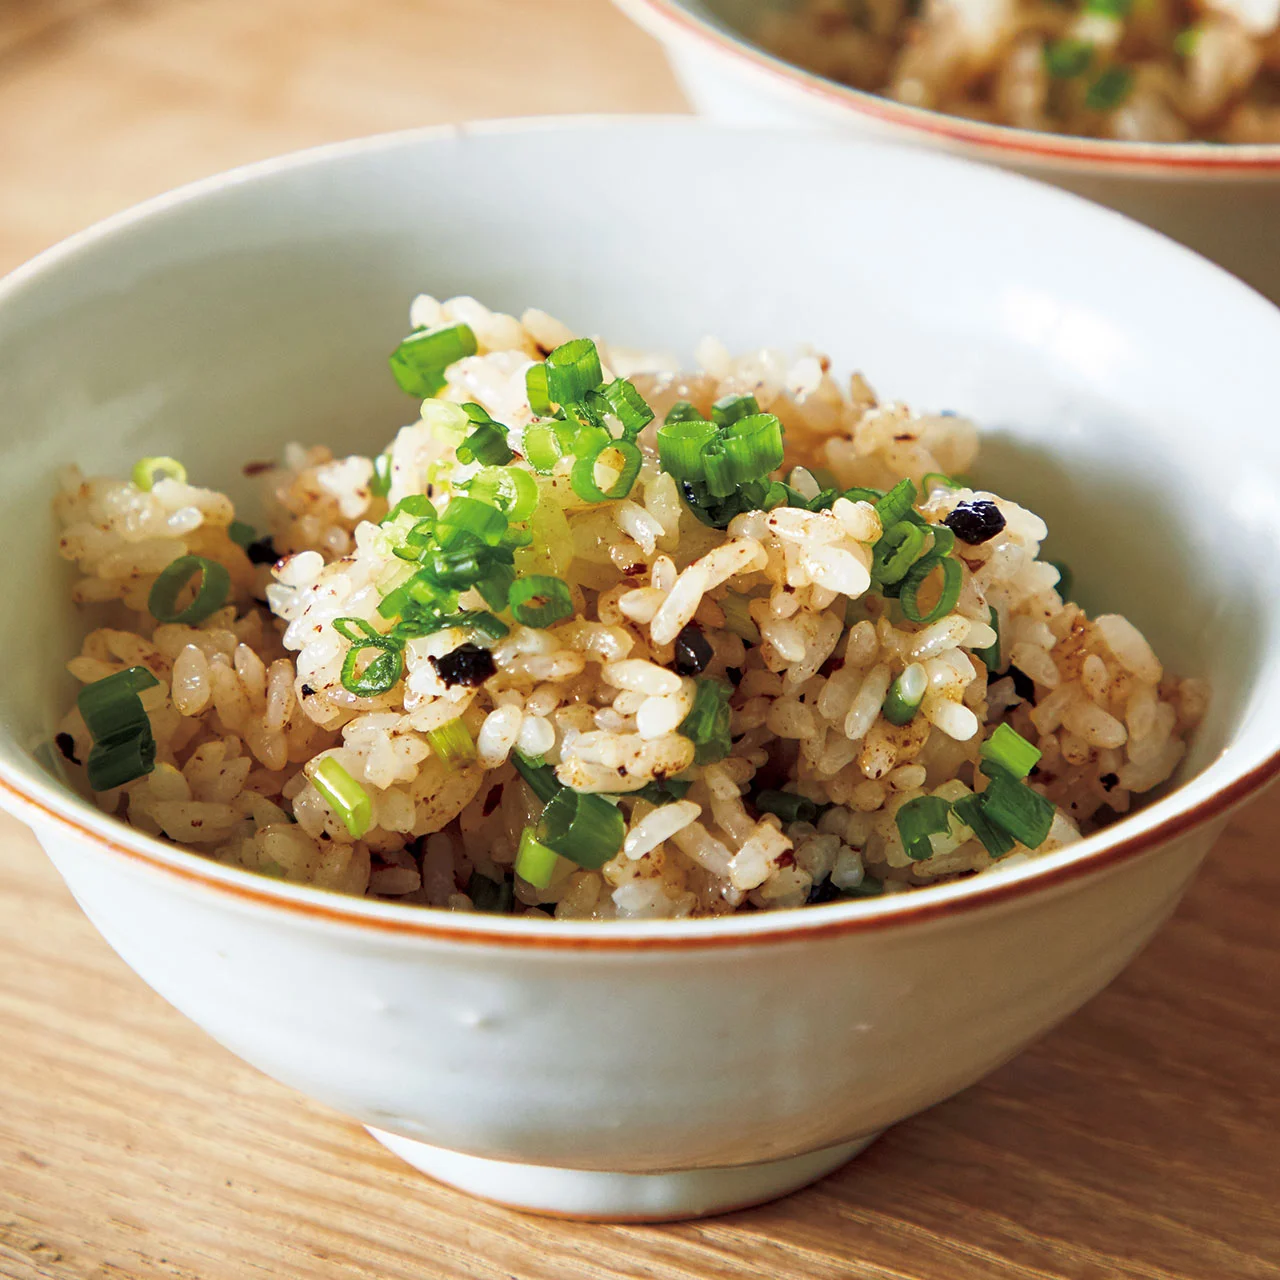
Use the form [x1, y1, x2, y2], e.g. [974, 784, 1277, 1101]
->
[365, 1127, 883, 1221]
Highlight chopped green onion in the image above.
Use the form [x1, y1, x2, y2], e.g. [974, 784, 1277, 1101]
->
[538, 788, 625, 869]
[339, 634, 404, 696]
[570, 440, 642, 503]
[664, 400, 703, 425]
[311, 757, 372, 839]
[872, 520, 928, 586]
[467, 466, 539, 521]
[148, 555, 231, 625]
[599, 378, 655, 438]
[678, 678, 733, 765]
[132, 456, 187, 491]
[927, 524, 956, 558]
[951, 793, 1015, 859]
[77, 666, 158, 753]
[545, 338, 602, 407]
[391, 609, 508, 643]
[456, 423, 514, 467]
[522, 421, 565, 474]
[467, 870, 514, 913]
[1084, 0, 1131, 16]
[896, 794, 952, 861]
[720, 413, 785, 484]
[86, 733, 157, 792]
[389, 323, 477, 398]
[1085, 64, 1134, 111]
[807, 488, 839, 512]
[657, 419, 719, 481]
[425, 717, 476, 767]
[980, 723, 1041, 781]
[711, 393, 760, 428]
[975, 607, 1002, 673]
[875, 479, 917, 529]
[526, 364, 552, 415]
[509, 574, 573, 628]
[755, 790, 818, 823]
[476, 559, 515, 612]
[842, 486, 884, 505]
[700, 439, 736, 499]
[981, 774, 1055, 848]
[383, 494, 436, 525]
[882, 663, 927, 726]
[899, 554, 962, 625]
[719, 592, 761, 645]
[370, 453, 393, 499]
[436, 496, 507, 548]
[920, 472, 960, 494]
[1044, 37, 1094, 79]
[515, 825, 561, 888]
[228, 519, 256, 549]
[512, 751, 561, 803]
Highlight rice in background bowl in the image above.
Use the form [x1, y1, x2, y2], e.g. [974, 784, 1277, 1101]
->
[612, 0, 1280, 302]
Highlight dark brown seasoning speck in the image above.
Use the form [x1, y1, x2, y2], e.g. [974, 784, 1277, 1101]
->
[242, 460, 275, 476]
[1100, 772, 1119, 792]
[1009, 666, 1037, 703]
[429, 643, 496, 689]
[245, 536, 278, 565]
[300, 684, 316, 698]
[55, 733, 80, 765]
[672, 622, 714, 677]
[482, 784, 504, 817]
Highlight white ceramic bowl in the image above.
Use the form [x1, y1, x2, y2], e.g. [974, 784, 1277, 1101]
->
[2, 119, 1278, 1221]
[613, 0, 1280, 304]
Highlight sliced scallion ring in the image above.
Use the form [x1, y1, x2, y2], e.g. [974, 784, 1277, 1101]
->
[467, 466, 539, 521]
[899, 554, 962, 625]
[425, 717, 477, 767]
[570, 440, 642, 503]
[657, 418, 718, 481]
[882, 663, 927, 726]
[509, 575, 573, 628]
[538, 788, 625, 869]
[132, 456, 187, 491]
[311, 757, 373, 838]
[515, 825, 561, 888]
[895, 794, 952, 861]
[148, 555, 232, 625]
[980, 723, 1041, 780]
[719, 413, 785, 484]
[545, 338, 603, 407]
[526, 364, 552, 416]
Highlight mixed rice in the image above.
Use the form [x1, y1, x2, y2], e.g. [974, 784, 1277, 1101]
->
[52, 295, 1205, 920]
[758, 0, 1280, 142]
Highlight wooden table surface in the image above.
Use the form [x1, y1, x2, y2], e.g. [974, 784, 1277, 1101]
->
[1, 3, 1277, 1277]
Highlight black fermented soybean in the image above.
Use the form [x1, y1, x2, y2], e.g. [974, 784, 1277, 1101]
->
[944, 500, 1006, 545]
[430, 642, 496, 689]
[672, 622, 714, 677]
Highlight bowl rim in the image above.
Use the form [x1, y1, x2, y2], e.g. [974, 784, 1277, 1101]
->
[3, 115, 1279, 951]
[616, 0, 1280, 173]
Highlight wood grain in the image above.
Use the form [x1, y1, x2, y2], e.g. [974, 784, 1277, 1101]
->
[1, 2, 1278, 1277]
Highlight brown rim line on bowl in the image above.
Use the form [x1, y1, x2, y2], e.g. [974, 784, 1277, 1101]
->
[616, 0, 1280, 174]
[2, 747, 1277, 948]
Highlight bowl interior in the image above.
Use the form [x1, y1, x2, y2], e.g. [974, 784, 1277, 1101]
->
[1, 119, 1278, 863]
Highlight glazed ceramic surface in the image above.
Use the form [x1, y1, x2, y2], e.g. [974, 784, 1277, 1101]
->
[613, 0, 1280, 304]
[2, 120, 1279, 1219]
